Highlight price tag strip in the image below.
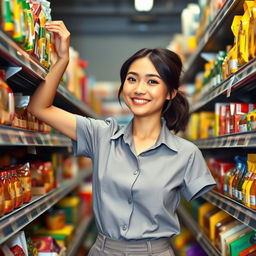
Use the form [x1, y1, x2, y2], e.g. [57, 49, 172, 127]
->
[203, 191, 256, 231]
[0, 170, 92, 244]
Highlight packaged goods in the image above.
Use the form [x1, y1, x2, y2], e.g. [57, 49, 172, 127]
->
[239, 244, 256, 256]
[0, 70, 15, 125]
[57, 196, 80, 225]
[6, 231, 28, 256]
[10, 168, 23, 208]
[199, 111, 214, 138]
[229, 103, 256, 134]
[79, 181, 93, 217]
[31, 162, 54, 195]
[16, 163, 32, 203]
[220, 223, 248, 256]
[26, 237, 38, 256]
[33, 224, 75, 247]
[30, 236, 61, 254]
[226, 229, 253, 256]
[44, 209, 66, 230]
[230, 231, 256, 256]
[199, 202, 215, 228]
[209, 210, 229, 243]
[1, 171, 14, 214]
[241, 154, 256, 207]
[2, 0, 14, 35]
[0, 176, 4, 217]
[216, 220, 240, 250]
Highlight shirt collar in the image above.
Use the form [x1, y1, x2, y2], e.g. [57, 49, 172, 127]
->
[110, 118, 179, 152]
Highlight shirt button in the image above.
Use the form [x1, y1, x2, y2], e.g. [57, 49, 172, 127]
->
[133, 170, 138, 175]
[122, 224, 127, 231]
[128, 197, 132, 204]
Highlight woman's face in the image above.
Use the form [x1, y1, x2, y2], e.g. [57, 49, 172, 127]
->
[122, 57, 170, 119]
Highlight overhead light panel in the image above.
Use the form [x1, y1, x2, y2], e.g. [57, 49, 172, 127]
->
[134, 0, 154, 12]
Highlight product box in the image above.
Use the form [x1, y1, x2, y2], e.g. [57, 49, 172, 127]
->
[215, 103, 228, 136]
[199, 111, 214, 138]
[229, 230, 255, 256]
[220, 224, 248, 256]
[229, 103, 256, 133]
[239, 244, 256, 256]
[209, 211, 230, 243]
[219, 104, 230, 135]
[57, 196, 80, 225]
[198, 202, 217, 228]
[34, 224, 75, 248]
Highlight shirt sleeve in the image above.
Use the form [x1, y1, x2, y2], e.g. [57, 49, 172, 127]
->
[182, 147, 216, 201]
[71, 115, 116, 158]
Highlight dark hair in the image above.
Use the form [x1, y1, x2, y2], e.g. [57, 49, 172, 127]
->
[118, 48, 189, 133]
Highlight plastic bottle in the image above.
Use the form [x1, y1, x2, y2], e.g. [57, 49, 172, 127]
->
[231, 157, 247, 200]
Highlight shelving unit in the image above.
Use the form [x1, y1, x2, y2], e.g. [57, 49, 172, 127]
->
[190, 59, 256, 113]
[0, 28, 96, 251]
[0, 29, 98, 118]
[182, 0, 244, 83]
[177, 205, 221, 256]
[178, 0, 256, 255]
[202, 191, 256, 231]
[0, 126, 72, 147]
[193, 131, 256, 149]
[0, 168, 92, 244]
[67, 216, 93, 256]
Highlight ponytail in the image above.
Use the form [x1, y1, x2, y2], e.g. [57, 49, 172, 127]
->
[162, 91, 189, 134]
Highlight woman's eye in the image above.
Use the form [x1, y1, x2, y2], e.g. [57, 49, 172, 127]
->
[127, 77, 136, 82]
[148, 79, 159, 84]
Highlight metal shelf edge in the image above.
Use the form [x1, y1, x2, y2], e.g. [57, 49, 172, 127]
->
[190, 59, 256, 113]
[0, 126, 72, 147]
[202, 191, 256, 231]
[0, 30, 47, 80]
[192, 132, 256, 149]
[0, 168, 92, 244]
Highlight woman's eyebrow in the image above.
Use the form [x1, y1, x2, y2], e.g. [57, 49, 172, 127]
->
[127, 71, 161, 79]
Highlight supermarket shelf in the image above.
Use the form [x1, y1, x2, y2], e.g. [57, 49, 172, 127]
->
[0, 126, 72, 147]
[202, 191, 256, 231]
[0, 168, 92, 244]
[177, 205, 221, 256]
[0, 30, 47, 83]
[182, 0, 243, 83]
[193, 132, 256, 149]
[0, 30, 98, 118]
[190, 59, 256, 113]
[67, 216, 93, 256]
[56, 84, 99, 118]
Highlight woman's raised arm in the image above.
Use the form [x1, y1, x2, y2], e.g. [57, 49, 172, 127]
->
[27, 21, 77, 140]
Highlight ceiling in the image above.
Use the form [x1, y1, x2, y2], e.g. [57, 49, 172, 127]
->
[49, 0, 197, 35]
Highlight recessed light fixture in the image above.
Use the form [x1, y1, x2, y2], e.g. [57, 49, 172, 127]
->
[134, 0, 154, 12]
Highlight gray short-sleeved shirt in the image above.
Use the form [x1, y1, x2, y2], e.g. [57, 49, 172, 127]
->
[72, 115, 216, 240]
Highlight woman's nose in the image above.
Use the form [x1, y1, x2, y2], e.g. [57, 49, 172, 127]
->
[135, 81, 146, 94]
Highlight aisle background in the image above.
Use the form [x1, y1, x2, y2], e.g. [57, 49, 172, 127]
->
[49, 0, 196, 82]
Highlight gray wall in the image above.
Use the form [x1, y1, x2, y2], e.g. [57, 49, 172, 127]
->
[70, 34, 172, 82]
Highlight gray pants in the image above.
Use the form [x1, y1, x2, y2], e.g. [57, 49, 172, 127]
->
[88, 233, 175, 256]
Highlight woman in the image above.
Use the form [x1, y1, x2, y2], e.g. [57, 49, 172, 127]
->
[28, 21, 216, 256]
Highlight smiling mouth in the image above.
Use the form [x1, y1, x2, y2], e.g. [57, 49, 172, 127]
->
[132, 98, 151, 105]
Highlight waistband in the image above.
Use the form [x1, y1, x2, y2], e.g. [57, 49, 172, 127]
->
[96, 233, 171, 253]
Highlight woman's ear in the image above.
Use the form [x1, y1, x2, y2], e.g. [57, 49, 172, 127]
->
[166, 89, 178, 100]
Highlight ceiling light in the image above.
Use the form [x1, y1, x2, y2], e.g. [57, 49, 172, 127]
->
[134, 0, 154, 12]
